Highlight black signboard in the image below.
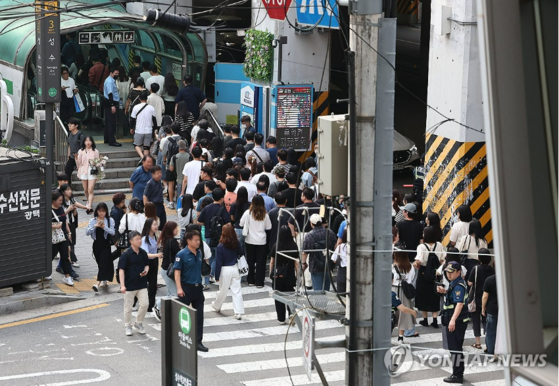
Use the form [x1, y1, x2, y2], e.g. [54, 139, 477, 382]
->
[78, 30, 135, 45]
[276, 86, 313, 151]
[35, 0, 61, 103]
[162, 299, 198, 386]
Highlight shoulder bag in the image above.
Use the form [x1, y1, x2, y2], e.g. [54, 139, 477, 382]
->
[51, 210, 66, 244]
[165, 240, 175, 279]
[394, 264, 416, 300]
[458, 235, 472, 266]
[467, 266, 477, 312]
[116, 214, 131, 249]
[237, 245, 249, 277]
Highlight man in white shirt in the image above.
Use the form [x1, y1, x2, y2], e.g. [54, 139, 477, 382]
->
[235, 168, 257, 201]
[245, 133, 270, 165]
[145, 64, 165, 96]
[147, 83, 165, 127]
[251, 160, 277, 185]
[181, 146, 205, 196]
[130, 91, 157, 160]
[140, 61, 151, 82]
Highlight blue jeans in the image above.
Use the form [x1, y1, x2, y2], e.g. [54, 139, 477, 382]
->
[485, 313, 498, 354]
[204, 238, 216, 285]
[311, 272, 330, 291]
[156, 268, 178, 310]
[156, 151, 166, 180]
[404, 327, 417, 337]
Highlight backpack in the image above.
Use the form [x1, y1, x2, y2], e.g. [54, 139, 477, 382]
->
[423, 243, 441, 282]
[208, 205, 226, 248]
[394, 264, 416, 300]
[167, 136, 180, 160]
[308, 233, 328, 273]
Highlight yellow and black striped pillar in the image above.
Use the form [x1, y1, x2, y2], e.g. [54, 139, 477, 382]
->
[128, 48, 136, 71]
[154, 57, 162, 75]
[423, 133, 492, 246]
[396, 0, 420, 23]
[301, 91, 330, 162]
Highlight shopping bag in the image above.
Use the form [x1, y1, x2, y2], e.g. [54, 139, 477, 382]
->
[74, 94, 85, 113]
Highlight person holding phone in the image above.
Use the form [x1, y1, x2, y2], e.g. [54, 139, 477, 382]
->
[119, 231, 150, 337]
[60, 66, 79, 124]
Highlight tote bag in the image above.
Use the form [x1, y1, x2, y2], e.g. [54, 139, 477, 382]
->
[51, 210, 66, 244]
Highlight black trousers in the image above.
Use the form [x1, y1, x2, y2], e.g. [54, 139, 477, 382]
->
[104, 106, 117, 144]
[60, 100, 74, 125]
[246, 243, 267, 286]
[470, 305, 486, 337]
[337, 266, 347, 294]
[178, 283, 205, 344]
[68, 221, 78, 262]
[52, 240, 71, 275]
[163, 101, 175, 119]
[446, 321, 468, 378]
[272, 277, 294, 322]
[64, 157, 76, 184]
[154, 202, 167, 231]
[147, 258, 159, 311]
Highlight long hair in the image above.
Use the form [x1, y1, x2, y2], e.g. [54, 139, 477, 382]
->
[181, 194, 194, 218]
[219, 223, 238, 250]
[392, 189, 403, 214]
[175, 101, 190, 119]
[213, 161, 227, 182]
[249, 195, 266, 221]
[393, 249, 412, 274]
[94, 202, 109, 218]
[81, 136, 96, 150]
[275, 225, 298, 267]
[141, 218, 156, 244]
[427, 212, 443, 241]
[117, 65, 128, 82]
[158, 221, 178, 247]
[163, 73, 178, 96]
[235, 187, 249, 219]
[469, 219, 486, 247]
[144, 202, 158, 221]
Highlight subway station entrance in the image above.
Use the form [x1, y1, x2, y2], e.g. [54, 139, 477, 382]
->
[0, 0, 207, 139]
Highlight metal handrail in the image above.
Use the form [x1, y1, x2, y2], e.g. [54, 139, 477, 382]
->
[54, 114, 68, 172]
[204, 107, 224, 140]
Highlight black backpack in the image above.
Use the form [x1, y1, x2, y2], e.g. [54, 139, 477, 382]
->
[423, 243, 441, 282]
[208, 206, 226, 248]
[394, 264, 416, 299]
[309, 233, 328, 273]
[167, 136, 179, 160]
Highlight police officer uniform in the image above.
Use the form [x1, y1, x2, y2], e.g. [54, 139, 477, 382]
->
[441, 262, 469, 383]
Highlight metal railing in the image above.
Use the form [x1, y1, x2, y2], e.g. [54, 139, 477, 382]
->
[204, 107, 224, 140]
[54, 114, 68, 172]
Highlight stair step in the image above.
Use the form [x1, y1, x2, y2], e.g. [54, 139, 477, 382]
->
[105, 157, 141, 168]
[72, 167, 137, 180]
[72, 177, 132, 191]
[99, 149, 139, 159]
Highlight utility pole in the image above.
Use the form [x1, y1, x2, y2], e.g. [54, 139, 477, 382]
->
[35, 0, 60, 264]
[347, 0, 394, 385]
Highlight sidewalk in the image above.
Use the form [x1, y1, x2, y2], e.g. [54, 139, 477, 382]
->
[51, 194, 177, 295]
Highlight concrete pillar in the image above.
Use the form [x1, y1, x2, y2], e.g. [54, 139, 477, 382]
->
[423, 0, 492, 245]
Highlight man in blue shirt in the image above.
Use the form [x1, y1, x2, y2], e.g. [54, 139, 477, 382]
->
[130, 156, 154, 200]
[266, 136, 279, 166]
[61, 32, 82, 67]
[103, 66, 122, 147]
[143, 165, 166, 230]
[257, 181, 276, 212]
[174, 230, 209, 352]
[438, 262, 469, 384]
[174, 75, 207, 120]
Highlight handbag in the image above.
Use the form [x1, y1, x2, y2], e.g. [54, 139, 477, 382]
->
[165, 240, 175, 279]
[394, 264, 416, 300]
[238, 255, 249, 277]
[74, 94, 85, 113]
[458, 235, 472, 266]
[51, 210, 66, 244]
[201, 259, 211, 277]
[116, 214, 131, 249]
[468, 266, 477, 313]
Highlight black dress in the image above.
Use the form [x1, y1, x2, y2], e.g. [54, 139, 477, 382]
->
[415, 265, 441, 312]
[93, 227, 114, 282]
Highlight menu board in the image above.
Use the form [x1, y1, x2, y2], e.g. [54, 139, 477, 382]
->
[276, 86, 313, 151]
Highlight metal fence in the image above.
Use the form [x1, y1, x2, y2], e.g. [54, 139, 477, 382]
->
[54, 114, 68, 173]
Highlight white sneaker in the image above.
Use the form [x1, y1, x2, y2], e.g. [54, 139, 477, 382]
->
[163, 186, 168, 194]
[72, 262, 80, 268]
[125, 326, 133, 336]
[211, 302, 220, 313]
[44, 276, 52, 281]
[167, 202, 175, 209]
[92, 284, 99, 292]
[234, 314, 242, 320]
[100, 281, 108, 287]
[63, 276, 74, 286]
[54, 254, 60, 260]
[278, 320, 286, 325]
[133, 323, 146, 335]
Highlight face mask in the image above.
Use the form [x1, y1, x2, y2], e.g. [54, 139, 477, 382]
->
[241, 124, 247, 130]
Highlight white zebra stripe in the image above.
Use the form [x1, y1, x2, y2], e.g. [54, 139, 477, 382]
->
[218, 352, 345, 374]
[241, 370, 345, 386]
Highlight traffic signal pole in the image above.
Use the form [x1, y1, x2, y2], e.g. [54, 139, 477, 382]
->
[346, 1, 394, 385]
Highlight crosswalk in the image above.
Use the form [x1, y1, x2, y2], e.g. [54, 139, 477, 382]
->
[146, 284, 506, 385]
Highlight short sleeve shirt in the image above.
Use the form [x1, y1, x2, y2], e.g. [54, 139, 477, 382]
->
[483, 274, 498, 315]
[198, 204, 230, 232]
[118, 247, 149, 291]
[173, 248, 203, 285]
[67, 131, 84, 159]
[448, 277, 467, 303]
[175, 86, 206, 120]
[143, 178, 164, 204]
[131, 103, 156, 135]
